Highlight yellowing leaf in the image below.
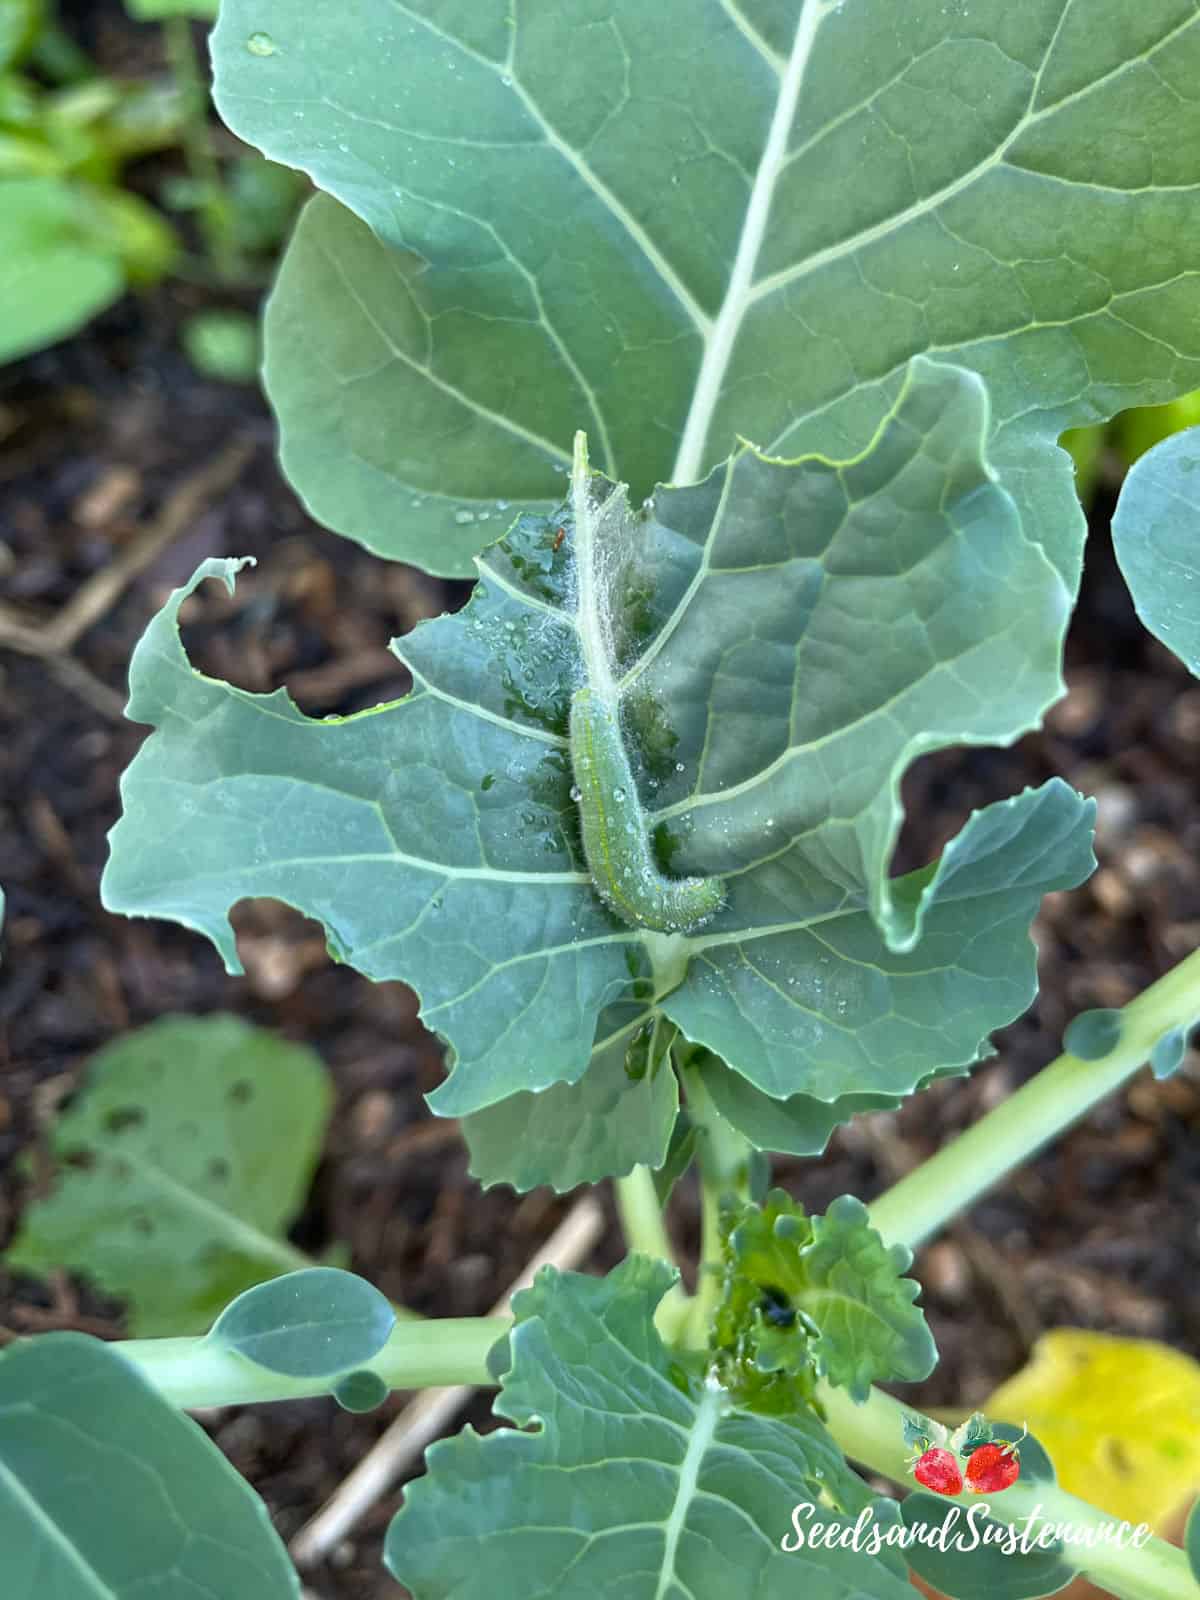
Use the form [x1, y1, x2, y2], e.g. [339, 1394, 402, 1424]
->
[986, 1330, 1200, 1532]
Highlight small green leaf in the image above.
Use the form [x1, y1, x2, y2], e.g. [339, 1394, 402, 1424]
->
[208, 1267, 395, 1377]
[0, 1332, 298, 1598]
[1150, 1026, 1188, 1081]
[124, 0, 218, 17]
[5, 1015, 331, 1334]
[901, 1488, 1073, 1600]
[386, 1257, 915, 1600]
[333, 1369, 390, 1413]
[0, 176, 124, 362]
[182, 308, 260, 384]
[1112, 427, 1200, 677]
[714, 1191, 935, 1409]
[1063, 1008, 1124, 1062]
[696, 1049, 911, 1158]
[461, 1020, 678, 1192]
[652, 1109, 699, 1208]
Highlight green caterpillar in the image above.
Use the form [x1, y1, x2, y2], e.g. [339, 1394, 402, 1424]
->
[569, 686, 724, 933]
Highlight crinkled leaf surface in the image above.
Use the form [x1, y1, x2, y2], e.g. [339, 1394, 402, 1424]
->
[211, 0, 1200, 577]
[1112, 426, 1200, 677]
[716, 1191, 935, 1406]
[5, 1016, 330, 1335]
[101, 361, 1095, 1192]
[208, 1267, 395, 1377]
[385, 1256, 914, 1600]
[0, 1333, 298, 1600]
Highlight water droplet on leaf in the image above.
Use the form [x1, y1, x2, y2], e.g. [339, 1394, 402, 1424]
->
[246, 31, 276, 55]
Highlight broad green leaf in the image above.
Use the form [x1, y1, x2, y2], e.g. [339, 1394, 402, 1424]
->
[714, 1191, 935, 1407]
[0, 1332, 298, 1599]
[6, 1015, 331, 1335]
[0, 176, 124, 362]
[1112, 427, 1200, 676]
[102, 361, 1095, 1191]
[461, 1021, 679, 1191]
[385, 1256, 915, 1600]
[208, 1267, 395, 1377]
[211, 0, 1200, 578]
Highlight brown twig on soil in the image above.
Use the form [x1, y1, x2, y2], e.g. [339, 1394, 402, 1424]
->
[0, 439, 254, 717]
[287, 1194, 607, 1569]
[0, 438, 254, 657]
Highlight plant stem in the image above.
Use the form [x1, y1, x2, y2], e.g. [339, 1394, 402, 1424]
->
[613, 1165, 692, 1341]
[163, 15, 241, 283]
[818, 1382, 1196, 1600]
[118, 1316, 509, 1408]
[683, 1068, 755, 1345]
[868, 944, 1200, 1251]
[614, 1165, 676, 1265]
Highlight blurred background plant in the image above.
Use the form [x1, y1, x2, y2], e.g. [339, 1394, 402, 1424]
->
[0, 0, 303, 378]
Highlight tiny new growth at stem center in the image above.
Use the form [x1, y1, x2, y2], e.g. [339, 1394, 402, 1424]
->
[567, 431, 724, 934]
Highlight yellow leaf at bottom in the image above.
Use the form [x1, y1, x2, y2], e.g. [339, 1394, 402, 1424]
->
[986, 1330, 1200, 1532]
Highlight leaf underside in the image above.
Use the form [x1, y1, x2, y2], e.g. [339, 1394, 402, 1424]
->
[101, 360, 1096, 1191]
[211, 0, 1200, 580]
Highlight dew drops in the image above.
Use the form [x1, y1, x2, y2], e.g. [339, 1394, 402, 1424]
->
[613, 786, 626, 802]
[454, 508, 476, 525]
[496, 499, 510, 511]
[246, 31, 276, 55]
[674, 761, 685, 772]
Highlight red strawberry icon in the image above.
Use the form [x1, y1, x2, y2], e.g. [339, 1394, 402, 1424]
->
[912, 1446, 964, 1496]
[964, 1440, 1021, 1494]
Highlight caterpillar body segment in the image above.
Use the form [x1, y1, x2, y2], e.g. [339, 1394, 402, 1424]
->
[569, 686, 724, 934]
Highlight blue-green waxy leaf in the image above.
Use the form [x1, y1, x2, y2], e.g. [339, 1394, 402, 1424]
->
[209, 1267, 395, 1377]
[4, 1015, 330, 1335]
[102, 361, 1095, 1191]
[1112, 427, 1200, 676]
[211, 0, 1200, 579]
[333, 1369, 391, 1413]
[901, 1490, 1073, 1600]
[385, 1257, 915, 1600]
[1063, 1008, 1124, 1062]
[1149, 1025, 1193, 1081]
[0, 1333, 298, 1599]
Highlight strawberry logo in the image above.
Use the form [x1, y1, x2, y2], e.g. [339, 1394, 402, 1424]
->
[903, 1412, 1024, 1497]
[964, 1439, 1021, 1494]
[912, 1446, 963, 1496]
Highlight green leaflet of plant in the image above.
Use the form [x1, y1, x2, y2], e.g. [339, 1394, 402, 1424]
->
[712, 1190, 935, 1409]
[102, 360, 1096, 1192]
[210, 0, 1200, 579]
[386, 1255, 915, 1600]
[0, 1332, 299, 1599]
[208, 1267, 396, 1377]
[1112, 426, 1200, 678]
[5, 1014, 331, 1335]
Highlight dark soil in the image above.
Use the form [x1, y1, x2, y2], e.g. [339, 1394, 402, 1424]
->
[2, 21, 1199, 1597]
